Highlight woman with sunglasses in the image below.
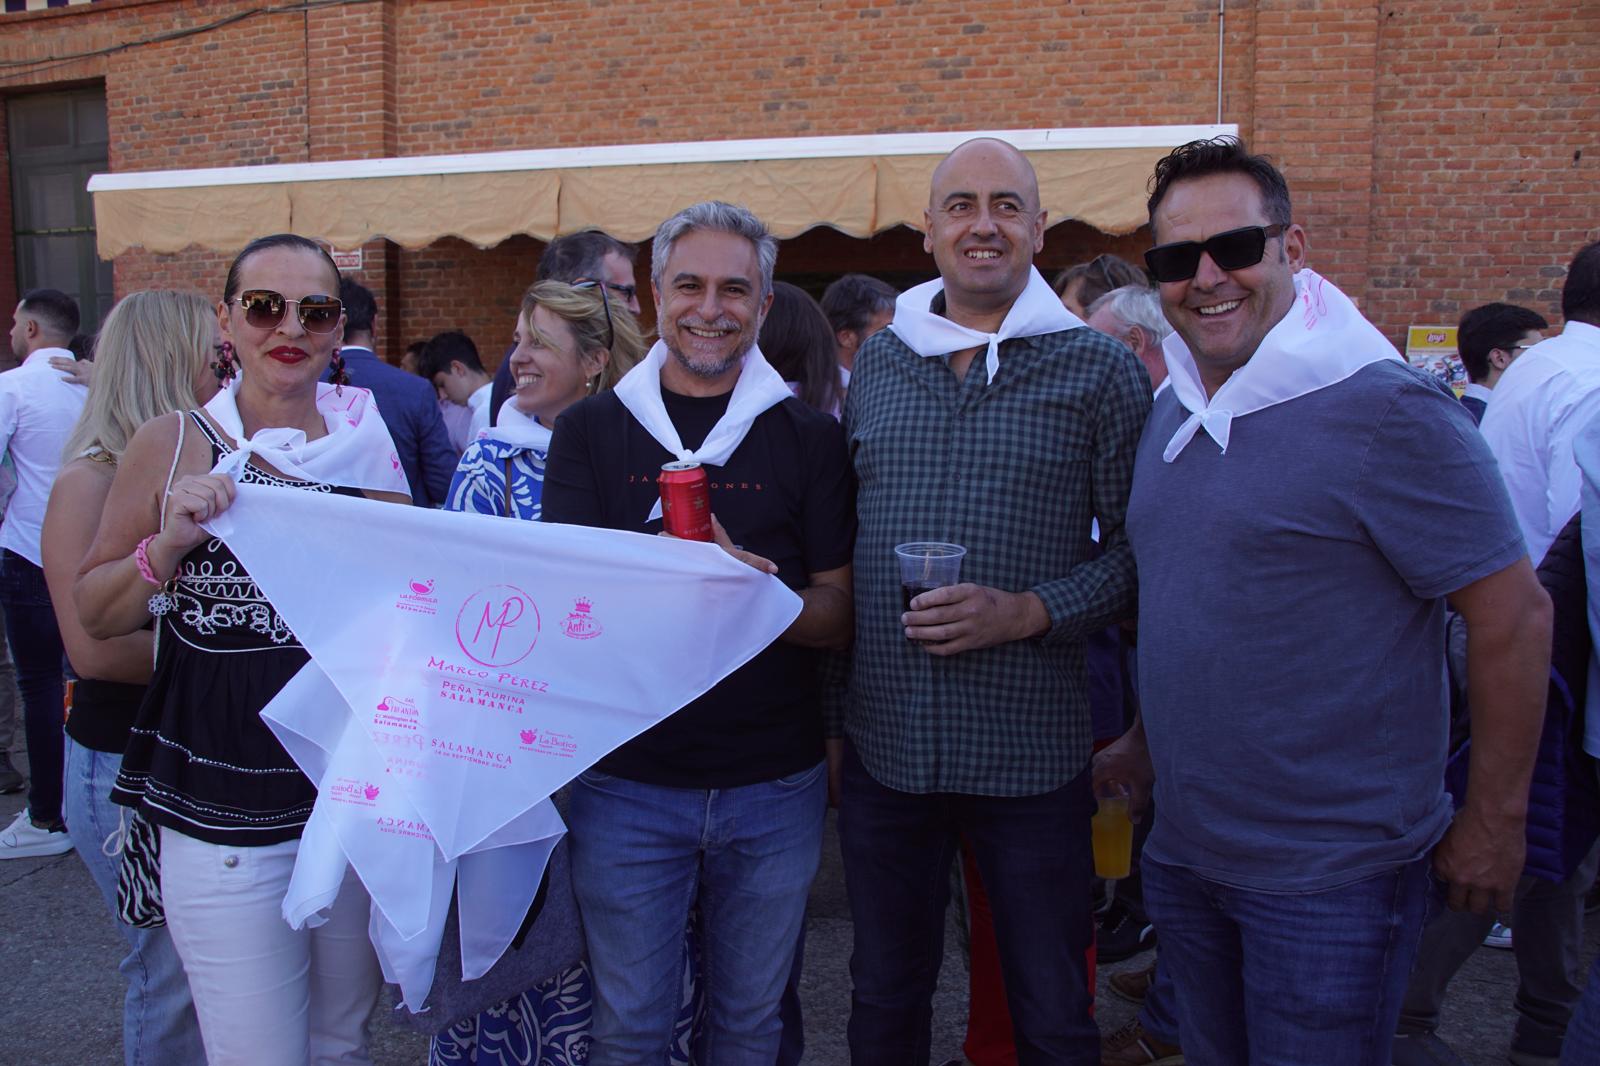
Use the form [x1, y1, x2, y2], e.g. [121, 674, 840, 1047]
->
[445, 280, 642, 521]
[74, 234, 411, 1066]
[40, 290, 217, 1066]
[434, 281, 709, 1066]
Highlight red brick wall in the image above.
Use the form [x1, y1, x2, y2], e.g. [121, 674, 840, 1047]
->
[1, 0, 1594, 356]
[1366, 0, 1600, 333]
[0, 103, 15, 322]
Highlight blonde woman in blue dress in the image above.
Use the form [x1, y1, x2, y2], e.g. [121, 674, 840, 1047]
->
[446, 281, 641, 520]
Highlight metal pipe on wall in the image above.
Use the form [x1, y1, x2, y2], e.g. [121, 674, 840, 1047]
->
[1217, 0, 1226, 123]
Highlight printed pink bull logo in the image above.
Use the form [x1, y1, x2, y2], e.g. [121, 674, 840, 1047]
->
[455, 584, 540, 667]
[363, 783, 380, 800]
[520, 729, 537, 745]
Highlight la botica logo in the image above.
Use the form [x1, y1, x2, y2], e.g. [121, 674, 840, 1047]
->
[560, 596, 603, 640]
[397, 577, 439, 617]
[518, 726, 578, 758]
[456, 584, 540, 667]
[329, 777, 381, 807]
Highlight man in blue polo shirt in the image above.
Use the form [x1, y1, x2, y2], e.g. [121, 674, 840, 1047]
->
[1097, 137, 1551, 1065]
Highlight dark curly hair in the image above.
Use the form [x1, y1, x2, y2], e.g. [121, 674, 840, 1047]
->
[1146, 137, 1292, 239]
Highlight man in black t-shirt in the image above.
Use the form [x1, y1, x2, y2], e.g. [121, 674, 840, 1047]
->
[543, 200, 854, 1064]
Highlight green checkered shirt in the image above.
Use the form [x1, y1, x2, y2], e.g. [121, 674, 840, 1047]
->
[839, 319, 1151, 796]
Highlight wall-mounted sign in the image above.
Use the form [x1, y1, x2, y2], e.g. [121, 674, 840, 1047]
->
[330, 247, 364, 272]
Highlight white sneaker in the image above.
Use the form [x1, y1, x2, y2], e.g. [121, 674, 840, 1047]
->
[0, 809, 73, 859]
[1483, 921, 1513, 950]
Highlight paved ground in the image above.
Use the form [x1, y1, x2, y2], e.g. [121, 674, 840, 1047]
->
[3, 756, 1595, 1065]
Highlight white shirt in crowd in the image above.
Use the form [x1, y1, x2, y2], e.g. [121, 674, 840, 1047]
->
[467, 381, 493, 444]
[0, 347, 88, 566]
[440, 398, 472, 454]
[1480, 321, 1600, 565]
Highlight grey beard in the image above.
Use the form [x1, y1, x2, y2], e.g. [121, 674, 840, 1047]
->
[666, 333, 753, 380]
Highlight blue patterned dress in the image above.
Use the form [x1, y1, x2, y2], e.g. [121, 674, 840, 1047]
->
[446, 437, 547, 520]
[434, 434, 703, 1065]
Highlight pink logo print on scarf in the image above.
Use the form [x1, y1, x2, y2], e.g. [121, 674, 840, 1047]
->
[455, 584, 541, 668]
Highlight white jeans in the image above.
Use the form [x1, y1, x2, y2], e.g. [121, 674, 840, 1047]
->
[159, 827, 381, 1066]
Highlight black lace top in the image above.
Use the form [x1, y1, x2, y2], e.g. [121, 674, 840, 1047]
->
[111, 411, 363, 845]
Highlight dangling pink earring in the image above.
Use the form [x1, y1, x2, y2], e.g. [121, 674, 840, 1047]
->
[212, 341, 237, 385]
[329, 347, 349, 393]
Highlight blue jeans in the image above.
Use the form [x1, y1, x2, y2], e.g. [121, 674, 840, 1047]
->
[63, 738, 205, 1065]
[0, 550, 65, 824]
[1564, 956, 1600, 1065]
[1143, 855, 1432, 1066]
[568, 762, 826, 1066]
[838, 741, 1099, 1066]
[1139, 956, 1181, 1045]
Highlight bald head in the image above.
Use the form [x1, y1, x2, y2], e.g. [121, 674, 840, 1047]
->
[929, 138, 1041, 214]
[922, 138, 1047, 325]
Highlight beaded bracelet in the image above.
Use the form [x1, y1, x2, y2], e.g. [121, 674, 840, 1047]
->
[134, 534, 176, 616]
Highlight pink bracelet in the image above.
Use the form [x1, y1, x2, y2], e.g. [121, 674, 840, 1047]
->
[133, 534, 163, 586]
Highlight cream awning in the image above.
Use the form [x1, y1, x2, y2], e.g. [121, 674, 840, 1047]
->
[87, 125, 1236, 257]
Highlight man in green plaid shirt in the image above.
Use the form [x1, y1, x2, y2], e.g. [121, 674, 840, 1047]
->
[836, 138, 1151, 1064]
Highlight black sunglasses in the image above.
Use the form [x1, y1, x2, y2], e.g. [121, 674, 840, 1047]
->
[1144, 224, 1288, 283]
[232, 290, 343, 334]
[572, 279, 616, 352]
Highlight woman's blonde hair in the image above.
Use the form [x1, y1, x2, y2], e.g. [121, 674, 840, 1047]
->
[63, 290, 214, 462]
[520, 280, 646, 392]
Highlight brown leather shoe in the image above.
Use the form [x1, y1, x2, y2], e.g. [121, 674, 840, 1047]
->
[1101, 1017, 1183, 1066]
[1108, 961, 1158, 1005]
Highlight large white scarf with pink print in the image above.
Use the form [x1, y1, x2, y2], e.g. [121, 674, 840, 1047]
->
[204, 485, 801, 1008]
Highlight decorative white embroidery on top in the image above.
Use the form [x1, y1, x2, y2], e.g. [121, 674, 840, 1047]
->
[166, 431, 334, 647]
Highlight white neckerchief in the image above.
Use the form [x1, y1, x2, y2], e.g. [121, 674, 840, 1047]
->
[1161, 269, 1401, 463]
[478, 397, 553, 453]
[203, 380, 411, 495]
[614, 340, 791, 523]
[888, 266, 1084, 383]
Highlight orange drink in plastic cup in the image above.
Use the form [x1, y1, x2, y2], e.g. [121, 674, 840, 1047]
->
[1091, 783, 1133, 880]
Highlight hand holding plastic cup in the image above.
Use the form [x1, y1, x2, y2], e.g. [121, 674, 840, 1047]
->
[895, 542, 966, 643]
[1091, 780, 1134, 880]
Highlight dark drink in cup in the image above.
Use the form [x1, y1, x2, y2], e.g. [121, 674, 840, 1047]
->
[894, 542, 966, 643]
[659, 461, 713, 542]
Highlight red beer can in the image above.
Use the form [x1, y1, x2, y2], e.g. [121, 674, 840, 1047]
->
[659, 461, 713, 542]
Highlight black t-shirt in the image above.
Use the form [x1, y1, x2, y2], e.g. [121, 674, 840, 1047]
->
[64, 679, 147, 753]
[542, 387, 855, 788]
